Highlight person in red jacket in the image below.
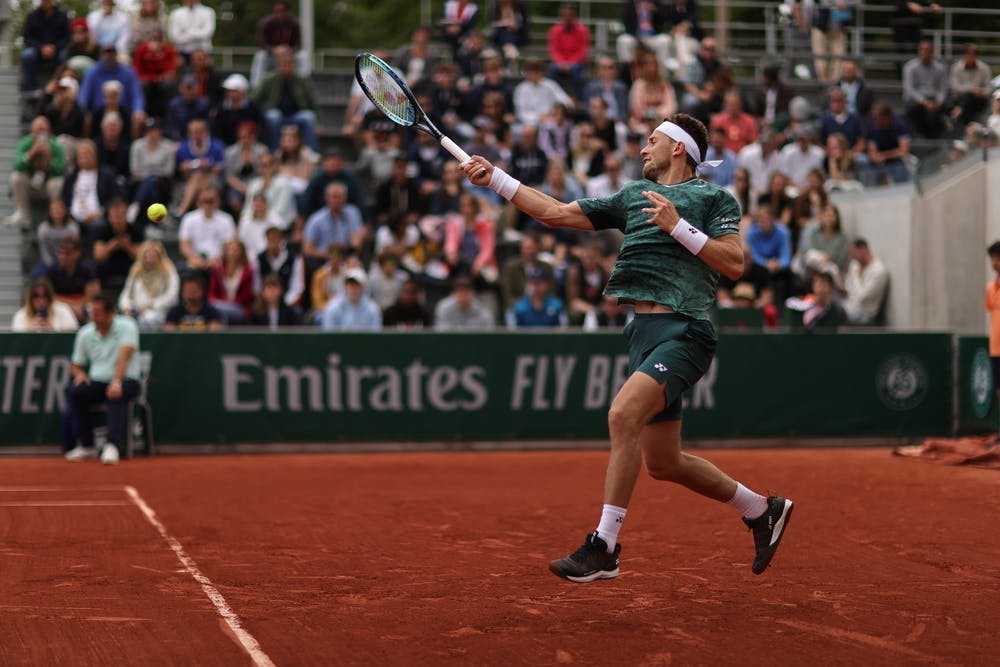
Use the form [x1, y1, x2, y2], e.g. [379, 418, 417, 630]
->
[546, 3, 590, 100]
[207, 239, 255, 324]
[132, 29, 179, 120]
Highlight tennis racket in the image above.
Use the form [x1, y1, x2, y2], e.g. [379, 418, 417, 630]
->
[354, 52, 472, 164]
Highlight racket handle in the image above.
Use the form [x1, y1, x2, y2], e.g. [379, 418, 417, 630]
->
[440, 136, 471, 164]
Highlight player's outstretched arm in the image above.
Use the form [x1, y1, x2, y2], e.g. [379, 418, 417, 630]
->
[462, 155, 593, 231]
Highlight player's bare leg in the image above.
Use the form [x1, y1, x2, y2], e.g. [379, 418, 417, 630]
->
[640, 411, 794, 575]
[549, 373, 667, 582]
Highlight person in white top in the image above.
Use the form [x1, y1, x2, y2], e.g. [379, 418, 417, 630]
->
[240, 153, 295, 229]
[87, 0, 130, 56]
[777, 125, 826, 189]
[844, 238, 889, 325]
[178, 184, 236, 269]
[12, 278, 79, 332]
[168, 0, 216, 60]
[513, 58, 574, 127]
[586, 154, 633, 198]
[118, 240, 179, 330]
[239, 192, 284, 260]
[737, 129, 784, 200]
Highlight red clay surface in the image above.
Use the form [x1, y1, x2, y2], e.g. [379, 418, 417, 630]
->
[1, 447, 998, 666]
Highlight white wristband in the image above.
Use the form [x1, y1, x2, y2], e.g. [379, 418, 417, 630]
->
[488, 167, 521, 201]
[670, 218, 709, 255]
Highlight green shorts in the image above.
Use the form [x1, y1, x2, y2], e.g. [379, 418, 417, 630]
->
[624, 313, 718, 423]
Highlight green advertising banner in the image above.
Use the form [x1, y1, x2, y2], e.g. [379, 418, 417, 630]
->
[0, 331, 952, 446]
[955, 336, 997, 435]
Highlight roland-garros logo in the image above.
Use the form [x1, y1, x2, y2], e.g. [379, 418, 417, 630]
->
[875, 353, 928, 411]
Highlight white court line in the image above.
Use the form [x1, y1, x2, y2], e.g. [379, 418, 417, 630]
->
[0, 486, 127, 492]
[124, 486, 276, 667]
[0, 501, 133, 507]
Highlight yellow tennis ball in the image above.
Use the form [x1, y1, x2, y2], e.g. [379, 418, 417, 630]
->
[147, 203, 167, 222]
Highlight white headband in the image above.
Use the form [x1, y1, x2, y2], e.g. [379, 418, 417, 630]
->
[654, 121, 723, 170]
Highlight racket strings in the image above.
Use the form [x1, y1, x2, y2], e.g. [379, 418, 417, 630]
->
[357, 60, 415, 125]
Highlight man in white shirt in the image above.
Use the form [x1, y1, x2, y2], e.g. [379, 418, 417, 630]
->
[513, 58, 574, 127]
[777, 125, 826, 189]
[87, 0, 130, 55]
[737, 129, 783, 199]
[178, 184, 236, 269]
[169, 0, 216, 61]
[844, 238, 889, 325]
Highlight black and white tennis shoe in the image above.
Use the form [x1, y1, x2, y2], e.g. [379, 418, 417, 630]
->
[743, 496, 794, 574]
[549, 532, 621, 582]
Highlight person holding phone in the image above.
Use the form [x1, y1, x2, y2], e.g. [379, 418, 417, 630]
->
[11, 277, 79, 332]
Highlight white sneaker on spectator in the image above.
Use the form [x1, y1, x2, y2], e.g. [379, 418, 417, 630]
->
[100, 443, 120, 465]
[65, 446, 98, 462]
[3, 210, 29, 227]
[30, 171, 45, 190]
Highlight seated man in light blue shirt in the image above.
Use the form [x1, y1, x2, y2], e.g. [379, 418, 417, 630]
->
[64, 293, 141, 465]
[745, 201, 793, 303]
[320, 267, 382, 331]
[302, 182, 367, 262]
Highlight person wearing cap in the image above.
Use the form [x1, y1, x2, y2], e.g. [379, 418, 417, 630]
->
[250, 0, 308, 89]
[462, 112, 794, 582]
[319, 268, 382, 331]
[168, 0, 216, 62]
[44, 76, 86, 142]
[78, 43, 146, 138]
[213, 74, 264, 146]
[507, 264, 567, 328]
[87, 0, 131, 58]
[132, 28, 179, 119]
[7, 116, 66, 228]
[20, 0, 70, 94]
[253, 46, 319, 152]
[165, 73, 210, 141]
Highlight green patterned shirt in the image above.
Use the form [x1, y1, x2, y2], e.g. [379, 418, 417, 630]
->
[577, 178, 741, 320]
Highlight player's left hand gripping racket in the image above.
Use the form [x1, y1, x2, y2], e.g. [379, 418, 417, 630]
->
[354, 52, 471, 164]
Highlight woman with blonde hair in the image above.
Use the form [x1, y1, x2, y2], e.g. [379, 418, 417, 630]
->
[119, 240, 179, 330]
[12, 278, 79, 332]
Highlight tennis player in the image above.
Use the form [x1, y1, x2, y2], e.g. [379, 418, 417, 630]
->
[462, 113, 794, 582]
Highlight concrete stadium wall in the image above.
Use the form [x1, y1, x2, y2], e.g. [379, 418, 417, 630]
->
[833, 147, 1000, 332]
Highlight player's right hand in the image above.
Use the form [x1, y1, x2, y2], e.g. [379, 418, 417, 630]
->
[461, 156, 494, 187]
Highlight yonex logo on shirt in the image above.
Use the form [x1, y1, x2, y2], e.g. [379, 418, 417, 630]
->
[654, 363, 667, 372]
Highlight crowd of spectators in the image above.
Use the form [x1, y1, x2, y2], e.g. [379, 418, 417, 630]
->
[10, 0, 999, 334]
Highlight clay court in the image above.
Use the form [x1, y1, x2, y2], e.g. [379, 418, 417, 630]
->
[1, 446, 998, 666]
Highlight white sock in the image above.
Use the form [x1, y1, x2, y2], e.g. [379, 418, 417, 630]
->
[595, 504, 627, 552]
[727, 483, 768, 519]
